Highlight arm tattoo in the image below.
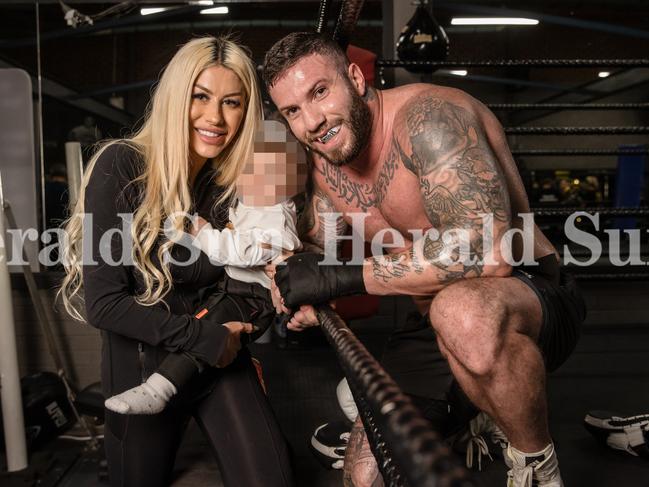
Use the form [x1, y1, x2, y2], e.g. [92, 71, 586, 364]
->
[411, 97, 509, 279]
[371, 96, 511, 285]
[371, 248, 424, 283]
[314, 188, 346, 246]
[404, 97, 509, 222]
[298, 188, 346, 253]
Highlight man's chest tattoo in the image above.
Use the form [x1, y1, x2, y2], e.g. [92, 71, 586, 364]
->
[373, 139, 399, 206]
[317, 161, 376, 211]
[315, 137, 400, 212]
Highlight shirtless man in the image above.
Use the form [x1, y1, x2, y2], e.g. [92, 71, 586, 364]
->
[263, 32, 585, 487]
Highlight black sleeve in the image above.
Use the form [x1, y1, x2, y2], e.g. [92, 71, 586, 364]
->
[82, 143, 230, 367]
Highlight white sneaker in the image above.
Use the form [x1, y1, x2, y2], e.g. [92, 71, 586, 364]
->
[460, 412, 511, 470]
[584, 410, 649, 458]
[506, 444, 563, 487]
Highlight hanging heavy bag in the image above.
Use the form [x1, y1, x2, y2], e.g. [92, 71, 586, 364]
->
[0, 372, 75, 452]
[397, 1, 449, 73]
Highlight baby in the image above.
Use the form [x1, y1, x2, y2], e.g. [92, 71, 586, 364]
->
[105, 121, 307, 415]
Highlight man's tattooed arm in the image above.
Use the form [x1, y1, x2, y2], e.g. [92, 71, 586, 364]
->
[297, 182, 348, 255]
[365, 95, 512, 295]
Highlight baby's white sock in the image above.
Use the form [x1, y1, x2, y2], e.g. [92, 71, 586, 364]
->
[104, 373, 177, 415]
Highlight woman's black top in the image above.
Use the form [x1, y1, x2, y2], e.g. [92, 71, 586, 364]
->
[82, 143, 230, 396]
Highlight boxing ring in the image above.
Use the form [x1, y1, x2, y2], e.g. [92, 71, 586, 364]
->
[305, 0, 649, 485]
[0, 1, 647, 484]
[316, 305, 476, 486]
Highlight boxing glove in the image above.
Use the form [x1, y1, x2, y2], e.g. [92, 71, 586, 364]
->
[274, 252, 366, 309]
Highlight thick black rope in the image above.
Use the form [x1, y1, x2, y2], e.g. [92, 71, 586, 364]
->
[332, 0, 365, 50]
[316, 305, 476, 487]
[505, 126, 649, 135]
[315, 0, 332, 34]
[531, 207, 649, 217]
[512, 148, 649, 156]
[489, 103, 649, 111]
[377, 59, 649, 68]
[573, 272, 649, 280]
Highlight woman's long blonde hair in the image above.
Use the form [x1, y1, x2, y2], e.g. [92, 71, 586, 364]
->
[60, 36, 262, 320]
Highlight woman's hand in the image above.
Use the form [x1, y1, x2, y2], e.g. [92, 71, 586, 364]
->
[217, 321, 254, 368]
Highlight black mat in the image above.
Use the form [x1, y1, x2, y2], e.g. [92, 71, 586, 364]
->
[9, 319, 649, 487]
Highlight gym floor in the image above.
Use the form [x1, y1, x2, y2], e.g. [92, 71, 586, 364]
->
[5, 281, 649, 487]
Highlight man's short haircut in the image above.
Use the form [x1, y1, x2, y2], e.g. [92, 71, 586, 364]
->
[262, 32, 349, 91]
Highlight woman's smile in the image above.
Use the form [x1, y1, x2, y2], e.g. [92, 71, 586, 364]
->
[189, 65, 245, 165]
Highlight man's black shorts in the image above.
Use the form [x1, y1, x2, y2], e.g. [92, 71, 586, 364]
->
[381, 255, 587, 401]
[512, 260, 586, 372]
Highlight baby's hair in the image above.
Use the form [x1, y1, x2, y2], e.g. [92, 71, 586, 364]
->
[253, 120, 295, 152]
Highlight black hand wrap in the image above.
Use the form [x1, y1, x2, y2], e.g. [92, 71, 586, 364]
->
[274, 252, 366, 308]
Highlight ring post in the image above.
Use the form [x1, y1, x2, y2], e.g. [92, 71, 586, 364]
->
[0, 170, 28, 472]
[64, 141, 83, 209]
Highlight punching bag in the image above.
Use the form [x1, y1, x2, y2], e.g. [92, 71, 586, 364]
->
[397, 1, 449, 73]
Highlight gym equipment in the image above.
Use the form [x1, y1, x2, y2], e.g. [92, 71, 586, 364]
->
[0, 171, 28, 472]
[0, 68, 102, 481]
[2, 198, 103, 452]
[0, 372, 75, 451]
[64, 142, 83, 209]
[397, 0, 449, 72]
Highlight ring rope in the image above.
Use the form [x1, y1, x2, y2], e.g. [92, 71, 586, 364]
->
[512, 148, 649, 156]
[315, 0, 332, 34]
[377, 59, 649, 68]
[316, 305, 476, 487]
[531, 207, 649, 217]
[332, 0, 365, 50]
[505, 126, 649, 135]
[489, 103, 649, 111]
[573, 272, 649, 280]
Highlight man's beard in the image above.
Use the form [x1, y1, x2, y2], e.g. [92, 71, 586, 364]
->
[310, 90, 372, 167]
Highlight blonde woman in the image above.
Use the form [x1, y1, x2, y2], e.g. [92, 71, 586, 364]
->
[60, 37, 294, 487]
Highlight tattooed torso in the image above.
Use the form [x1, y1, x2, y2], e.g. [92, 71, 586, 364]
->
[312, 135, 430, 250]
[310, 84, 556, 262]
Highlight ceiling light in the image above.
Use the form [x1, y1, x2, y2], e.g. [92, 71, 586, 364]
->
[189, 1, 214, 5]
[140, 7, 167, 16]
[598, 71, 611, 78]
[451, 17, 539, 26]
[450, 70, 468, 76]
[200, 6, 228, 14]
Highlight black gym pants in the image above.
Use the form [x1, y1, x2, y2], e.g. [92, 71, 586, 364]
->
[103, 349, 294, 487]
[156, 275, 277, 391]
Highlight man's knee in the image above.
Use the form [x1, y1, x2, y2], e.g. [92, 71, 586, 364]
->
[429, 284, 508, 376]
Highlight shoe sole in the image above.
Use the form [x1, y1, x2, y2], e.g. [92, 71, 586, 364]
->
[584, 410, 649, 458]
